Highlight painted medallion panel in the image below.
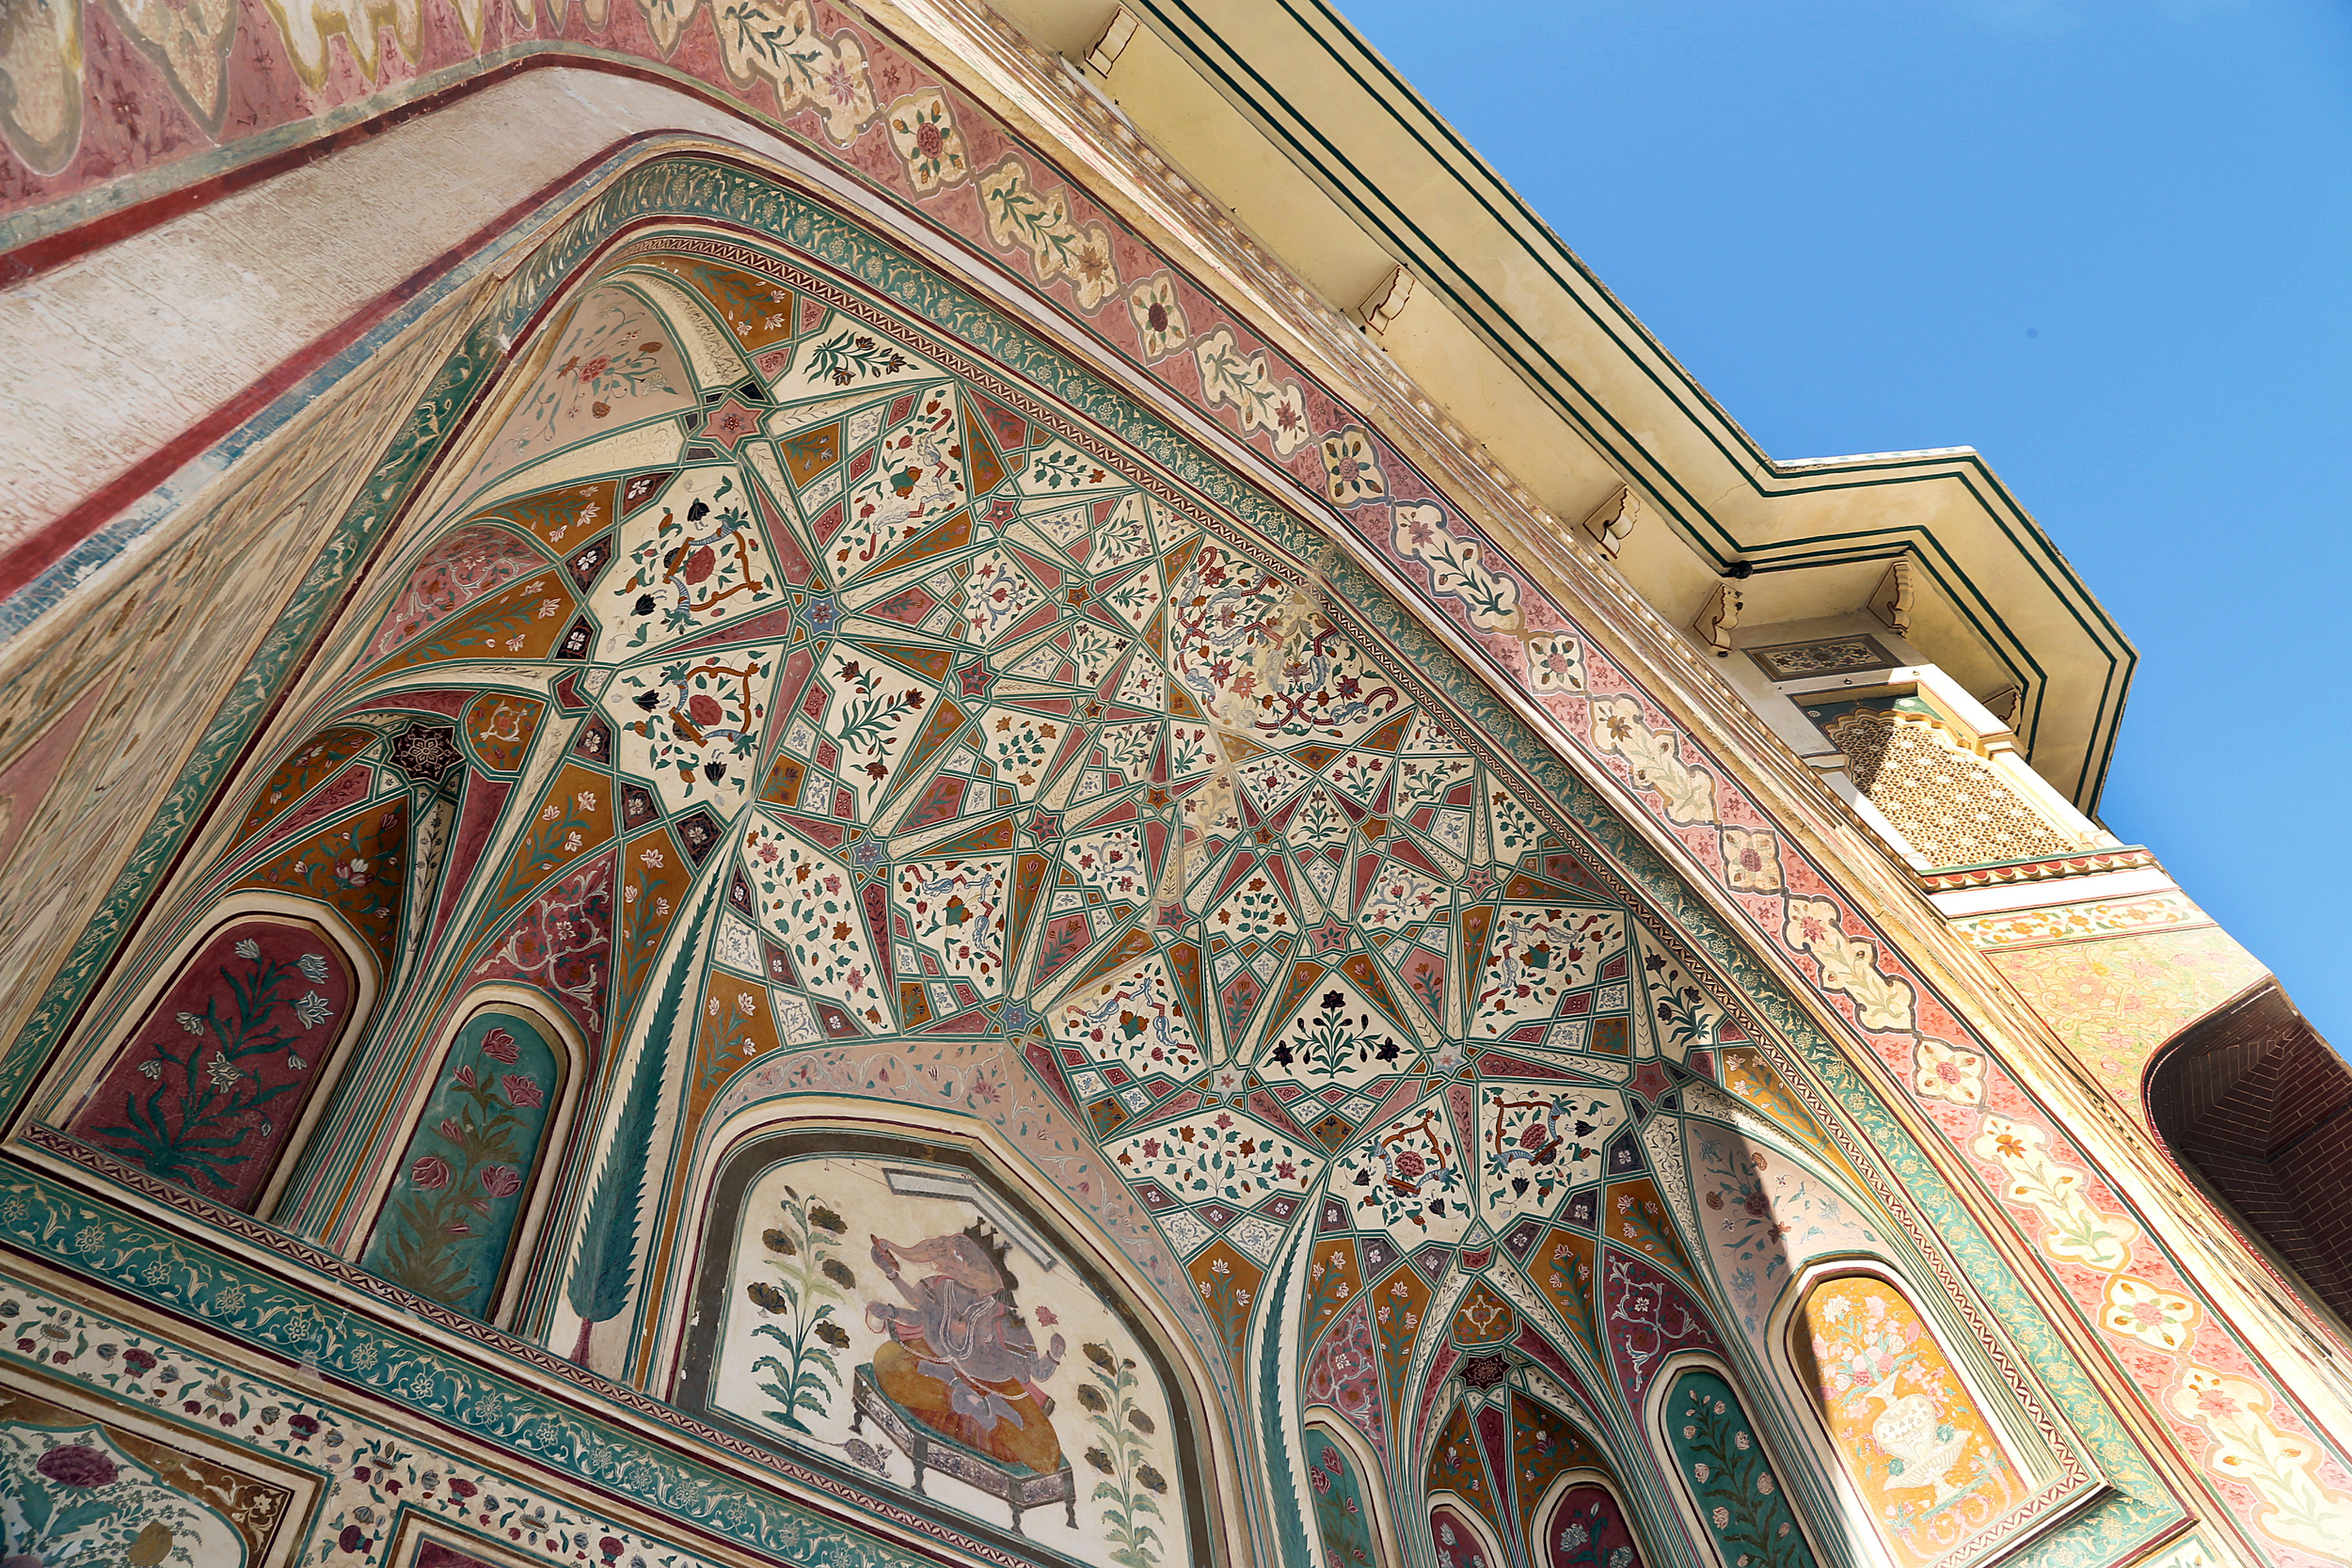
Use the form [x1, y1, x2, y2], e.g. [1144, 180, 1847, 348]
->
[684, 1138, 1196, 1564]
[359, 1008, 561, 1318]
[63, 915, 355, 1211]
[0, 1366, 298, 1568]
[1790, 1275, 2022, 1566]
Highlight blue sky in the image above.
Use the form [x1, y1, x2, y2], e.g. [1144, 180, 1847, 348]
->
[1335, 0, 2352, 1047]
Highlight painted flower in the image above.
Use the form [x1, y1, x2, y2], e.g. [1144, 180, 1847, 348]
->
[1126, 274, 1190, 360]
[1913, 1036, 1985, 1106]
[176, 1011, 204, 1035]
[35, 1443, 119, 1487]
[502, 1073, 545, 1110]
[294, 990, 335, 1031]
[297, 953, 330, 984]
[410, 1155, 452, 1191]
[1319, 426, 1386, 505]
[2102, 1275, 2198, 1352]
[479, 1165, 522, 1198]
[1720, 827, 1784, 893]
[206, 1052, 241, 1089]
[481, 1028, 520, 1064]
[234, 939, 262, 960]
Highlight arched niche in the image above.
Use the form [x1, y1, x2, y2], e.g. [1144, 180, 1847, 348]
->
[1302, 1412, 1393, 1568]
[2146, 980, 2352, 1332]
[54, 897, 376, 1216]
[1427, 1493, 1510, 1568]
[1648, 1353, 1820, 1568]
[1780, 1267, 2034, 1568]
[1528, 1469, 1646, 1568]
[672, 1121, 1218, 1561]
[354, 990, 583, 1324]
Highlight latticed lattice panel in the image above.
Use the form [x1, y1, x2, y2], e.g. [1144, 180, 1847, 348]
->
[1827, 710, 2079, 869]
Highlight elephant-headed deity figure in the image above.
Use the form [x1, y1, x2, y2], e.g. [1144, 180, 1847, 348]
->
[864, 1223, 1069, 1472]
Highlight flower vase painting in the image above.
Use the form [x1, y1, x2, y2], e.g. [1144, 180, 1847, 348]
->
[65, 917, 354, 1212]
[1790, 1276, 2023, 1566]
[700, 1151, 1190, 1563]
[360, 1009, 559, 1318]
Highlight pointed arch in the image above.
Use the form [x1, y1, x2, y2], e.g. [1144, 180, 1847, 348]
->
[354, 988, 585, 1324]
[665, 1110, 1236, 1562]
[1777, 1266, 2038, 1568]
[1301, 1412, 1395, 1568]
[1647, 1353, 1820, 1568]
[1426, 1492, 1510, 1568]
[1527, 1468, 1647, 1568]
[55, 895, 378, 1215]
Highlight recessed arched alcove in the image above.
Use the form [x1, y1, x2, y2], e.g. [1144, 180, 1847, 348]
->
[2147, 981, 2352, 1330]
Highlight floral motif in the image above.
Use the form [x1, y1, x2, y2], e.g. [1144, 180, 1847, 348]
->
[1333, 1099, 1467, 1243]
[1192, 328, 1310, 455]
[69, 927, 345, 1208]
[361, 1013, 556, 1318]
[1319, 426, 1386, 505]
[1782, 897, 1915, 1033]
[1521, 631, 1585, 694]
[979, 157, 1120, 309]
[1663, 1368, 1810, 1568]
[1589, 696, 1715, 825]
[744, 1183, 850, 1432]
[2100, 1275, 2197, 1352]
[2167, 1365, 2352, 1554]
[0, 1421, 230, 1566]
[1967, 1117, 2136, 1271]
[1719, 827, 1783, 893]
[1794, 1276, 2019, 1567]
[1910, 1036, 1983, 1106]
[884, 89, 968, 190]
[709, 0, 879, 144]
[1109, 1110, 1320, 1206]
[1391, 503, 1520, 632]
[1126, 275, 1190, 361]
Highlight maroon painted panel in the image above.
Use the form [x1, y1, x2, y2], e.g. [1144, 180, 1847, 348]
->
[65, 915, 355, 1211]
[1543, 1482, 1645, 1568]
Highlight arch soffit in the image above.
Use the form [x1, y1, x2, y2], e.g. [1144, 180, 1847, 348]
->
[0, 137, 2145, 1568]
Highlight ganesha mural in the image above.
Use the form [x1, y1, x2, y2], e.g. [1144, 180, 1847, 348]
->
[679, 1134, 1201, 1561]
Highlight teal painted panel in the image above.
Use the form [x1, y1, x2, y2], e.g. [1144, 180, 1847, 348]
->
[360, 1009, 556, 1317]
[1662, 1368, 1814, 1568]
[1306, 1429, 1381, 1568]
